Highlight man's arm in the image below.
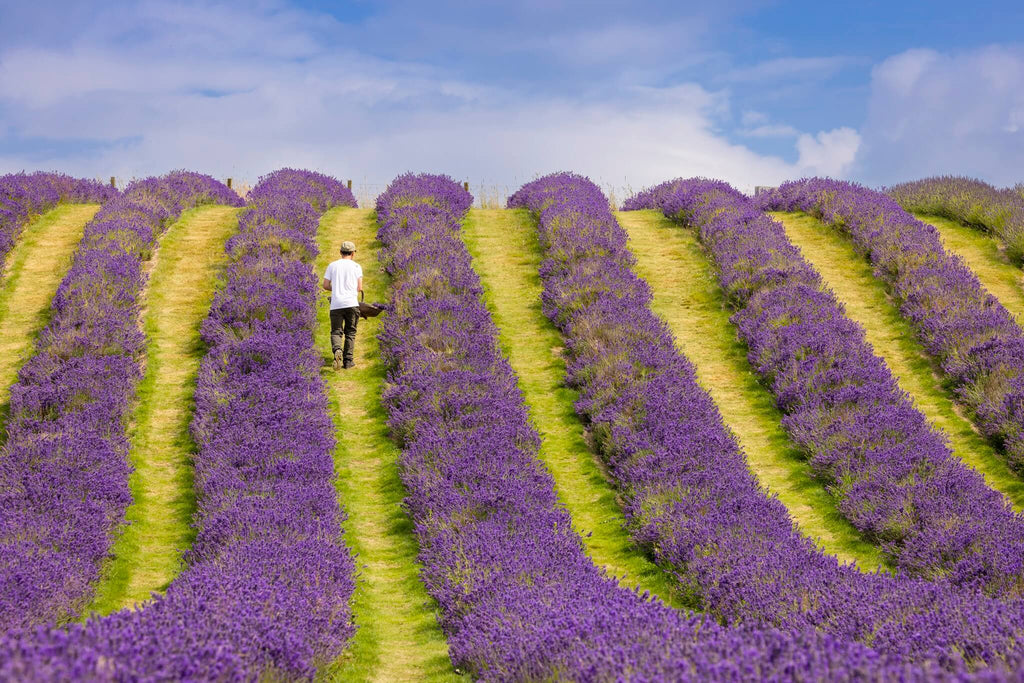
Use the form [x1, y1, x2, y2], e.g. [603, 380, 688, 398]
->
[357, 276, 363, 294]
[322, 277, 332, 292]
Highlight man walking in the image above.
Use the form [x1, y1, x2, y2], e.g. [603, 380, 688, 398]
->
[322, 240, 363, 370]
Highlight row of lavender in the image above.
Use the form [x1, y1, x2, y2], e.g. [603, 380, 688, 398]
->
[376, 172, 955, 680]
[0, 169, 357, 678]
[888, 176, 1024, 262]
[628, 179, 1024, 597]
[512, 174, 1024, 673]
[760, 179, 1024, 478]
[0, 172, 242, 632]
[0, 172, 117, 278]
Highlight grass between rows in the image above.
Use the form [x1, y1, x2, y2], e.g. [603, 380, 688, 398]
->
[0, 204, 99, 432]
[316, 207, 458, 682]
[87, 205, 242, 615]
[772, 211, 1024, 511]
[617, 210, 887, 571]
[916, 213, 1024, 325]
[462, 208, 685, 605]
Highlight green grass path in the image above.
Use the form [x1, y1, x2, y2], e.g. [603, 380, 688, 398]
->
[772, 211, 1024, 511]
[316, 208, 458, 682]
[0, 204, 99, 424]
[617, 210, 886, 571]
[88, 205, 241, 615]
[916, 213, 1024, 325]
[463, 208, 684, 604]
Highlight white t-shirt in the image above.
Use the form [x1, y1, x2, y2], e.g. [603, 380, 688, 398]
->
[323, 258, 363, 309]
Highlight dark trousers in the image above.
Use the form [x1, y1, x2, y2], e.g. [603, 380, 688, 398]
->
[330, 307, 359, 363]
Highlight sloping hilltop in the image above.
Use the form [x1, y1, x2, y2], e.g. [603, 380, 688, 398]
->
[3, 171, 1024, 680]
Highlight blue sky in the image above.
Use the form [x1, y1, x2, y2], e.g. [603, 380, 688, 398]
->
[1, 0, 1022, 195]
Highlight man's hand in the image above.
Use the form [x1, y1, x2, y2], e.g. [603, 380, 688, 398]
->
[321, 277, 332, 292]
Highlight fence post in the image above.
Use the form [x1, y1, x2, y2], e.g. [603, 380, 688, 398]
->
[110, 176, 116, 189]
[463, 181, 469, 192]
[347, 179, 352, 190]
[226, 178, 232, 189]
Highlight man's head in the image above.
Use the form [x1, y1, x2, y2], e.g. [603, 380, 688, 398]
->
[340, 240, 357, 257]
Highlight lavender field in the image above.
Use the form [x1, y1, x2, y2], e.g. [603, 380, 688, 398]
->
[5, 169, 1024, 680]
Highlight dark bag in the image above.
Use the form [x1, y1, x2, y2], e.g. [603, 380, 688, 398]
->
[357, 290, 384, 319]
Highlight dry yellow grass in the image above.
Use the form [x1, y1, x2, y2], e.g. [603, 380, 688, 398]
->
[617, 210, 886, 571]
[317, 207, 458, 682]
[462, 208, 684, 603]
[917, 213, 1024, 325]
[773, 211, 1024, 511]
[0, 204, 99, 413]
[88, 205, 241, 614]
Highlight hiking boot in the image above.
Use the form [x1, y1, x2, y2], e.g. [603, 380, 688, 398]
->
[333, 350, 343, 371]
[343, 360, 355, 369]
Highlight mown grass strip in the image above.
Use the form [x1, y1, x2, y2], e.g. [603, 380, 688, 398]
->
[317, 207, 458, 682]
[617, 210, 887, 571]
[87, 205, 241, 615]
[463, 208, 684, 604]
[0, 204, 99, 422]
[772, 211, 1024, 511]
[916, 213, 1024, 325]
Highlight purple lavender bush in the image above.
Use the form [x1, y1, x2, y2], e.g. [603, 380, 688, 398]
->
[759, 178, 1024, 479]
[0, 171, 241, 633]
[0, 169, 358, 679]
[511, 173, 1024, 672]
[888, 176, 1024, 263]
[0, 172, 118, 278]
[624, 178, 1024, 602]
[375, 173, 960, 680]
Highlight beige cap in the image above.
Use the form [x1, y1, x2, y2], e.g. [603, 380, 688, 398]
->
[340, 241, 357, 252]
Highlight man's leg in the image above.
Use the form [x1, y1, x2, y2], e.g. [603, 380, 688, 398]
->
[330, 308, 345, 369]
[342, 307, 359, 367]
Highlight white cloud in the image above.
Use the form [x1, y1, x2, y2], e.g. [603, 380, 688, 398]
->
[795, 127, 860, 177]
[741, 123, 801, 138]
[741, 110, 768, 126]
[0, 0, 853, 198]
[855, 45, 1024, 186]
[539, 21, 703, 66]
[723, 56, 858, 83]
[871, 48, 937, 93]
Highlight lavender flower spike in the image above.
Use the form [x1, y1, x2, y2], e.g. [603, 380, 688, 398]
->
[0, 172, 118, 279]
[0, 170, 358, 679]
[0, 172, 241, 632]
[628, 177, 1024, 600]
[512, 172, 1024, 673]
[375, 172, 964, 680]
[761, 179, 1024, 482]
